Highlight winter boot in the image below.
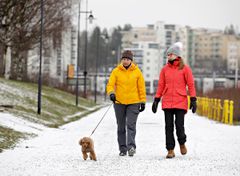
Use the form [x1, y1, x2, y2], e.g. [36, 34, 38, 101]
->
[128, 147, 136, 157]
[166, 150, 175, 159]
[119, 151, 127, 156]
[180, 144, 187, 155]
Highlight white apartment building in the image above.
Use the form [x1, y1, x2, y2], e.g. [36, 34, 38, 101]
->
[227, 42, 240, 71]
[121, 25, 157, 49]
[162, 24, 180, 64]
[154, 21, 165, 47]
[178, 26, 191, 65]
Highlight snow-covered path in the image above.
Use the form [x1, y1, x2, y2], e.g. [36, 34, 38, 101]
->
[1, 103, 240, 176]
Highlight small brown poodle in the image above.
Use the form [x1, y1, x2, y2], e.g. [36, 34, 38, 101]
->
[79, 137, 97, 161]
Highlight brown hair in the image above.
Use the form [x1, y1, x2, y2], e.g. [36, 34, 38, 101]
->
[178, 58, 185, 70]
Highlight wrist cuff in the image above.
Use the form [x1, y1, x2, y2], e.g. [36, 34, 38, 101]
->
[190, 97, 197, 101]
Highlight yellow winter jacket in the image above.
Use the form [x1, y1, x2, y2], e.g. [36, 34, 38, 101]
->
[107, 63, 146, 104]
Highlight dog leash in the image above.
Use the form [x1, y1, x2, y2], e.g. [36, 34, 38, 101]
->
[89, 99, 122, 137]
[89, 103, 113, 137]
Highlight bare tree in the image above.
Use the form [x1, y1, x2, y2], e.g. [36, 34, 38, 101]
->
[0, 0, 72, 80]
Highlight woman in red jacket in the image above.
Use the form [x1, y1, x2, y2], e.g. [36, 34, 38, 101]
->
[152, 42, 197, 159]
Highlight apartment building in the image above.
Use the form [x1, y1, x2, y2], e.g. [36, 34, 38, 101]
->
[178, 26, 192, 65]
[121, 25, 157, 49]
[227, 41, 240, 71]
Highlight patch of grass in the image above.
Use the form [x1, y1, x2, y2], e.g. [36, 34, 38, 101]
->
[0, 125, 35, 152]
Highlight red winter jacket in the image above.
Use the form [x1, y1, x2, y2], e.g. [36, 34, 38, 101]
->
[155, 60, 196, 111]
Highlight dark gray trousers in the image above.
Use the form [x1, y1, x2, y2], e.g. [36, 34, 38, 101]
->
[114, 103, 140, 152]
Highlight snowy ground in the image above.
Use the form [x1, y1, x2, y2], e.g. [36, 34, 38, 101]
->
[0, 103, 240, 176]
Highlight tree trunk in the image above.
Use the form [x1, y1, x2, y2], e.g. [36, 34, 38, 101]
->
[4, 46, 11, 79]
[0, 44, 5, 76]
[10, 49, 28, 81]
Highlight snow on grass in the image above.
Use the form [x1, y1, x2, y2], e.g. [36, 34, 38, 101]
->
[0, 112, 47, 134]
[0, 79, 37, 105]
[0, 103, 240, 176]
[0, 78, 97, 128]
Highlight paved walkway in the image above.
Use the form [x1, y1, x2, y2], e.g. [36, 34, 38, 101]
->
[0, 103, 240, 176]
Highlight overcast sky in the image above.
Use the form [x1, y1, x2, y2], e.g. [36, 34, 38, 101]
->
[82, 0, 240, 31]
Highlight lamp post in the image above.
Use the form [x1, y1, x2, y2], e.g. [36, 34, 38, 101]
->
[37, 0, 44, 114]
[83, 0, 93, 98]
[75, 0, 94, 104]
[94, 29, 100, 103]
[104, 34, 109, 101]
[75, 2, 81, 106]
[94, 30, 109, 103]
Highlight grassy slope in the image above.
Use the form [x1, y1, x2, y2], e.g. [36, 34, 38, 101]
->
[0, 78, 99, 151]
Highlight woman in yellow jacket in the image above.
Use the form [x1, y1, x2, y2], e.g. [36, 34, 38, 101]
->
[107, 50, 146, 157]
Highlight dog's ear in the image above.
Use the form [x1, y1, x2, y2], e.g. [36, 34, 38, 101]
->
[88, 141, 93, 148]
[79, 139, 83, 145]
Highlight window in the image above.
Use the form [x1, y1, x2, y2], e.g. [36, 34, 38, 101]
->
[145, 81, 150, 86]
[148, 43, 159, 49]
[132, 43, 139, 48]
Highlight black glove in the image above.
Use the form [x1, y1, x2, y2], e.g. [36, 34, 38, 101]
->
[152, 97, 161, 113]
[139, 103, 145, 112]
[110, 93, 116, 103]
[190, 97, 197, 113]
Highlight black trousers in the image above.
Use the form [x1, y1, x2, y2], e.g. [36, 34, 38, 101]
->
[164, 109, 187, 150]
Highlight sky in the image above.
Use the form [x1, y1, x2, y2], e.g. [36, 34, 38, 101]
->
[82, 0, 240, 31]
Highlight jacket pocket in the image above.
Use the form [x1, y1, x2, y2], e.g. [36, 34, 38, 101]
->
[162, 87, 168, 95]
[176, 88, 187, 96]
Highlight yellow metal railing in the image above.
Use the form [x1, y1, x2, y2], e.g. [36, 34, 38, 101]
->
[191, 97, 234, 125]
